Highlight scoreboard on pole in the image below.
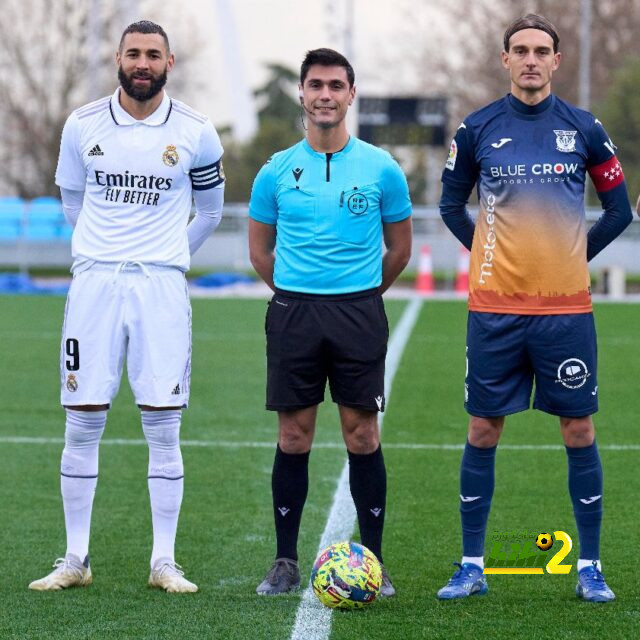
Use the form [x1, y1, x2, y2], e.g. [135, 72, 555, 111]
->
[358, 97, 448, 146]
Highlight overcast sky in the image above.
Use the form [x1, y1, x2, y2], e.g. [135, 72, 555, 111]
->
[141, 0, 448, 134]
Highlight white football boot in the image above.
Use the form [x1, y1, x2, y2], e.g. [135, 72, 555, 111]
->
[148, 558, 198, 593]
[29, 553, 92, 591]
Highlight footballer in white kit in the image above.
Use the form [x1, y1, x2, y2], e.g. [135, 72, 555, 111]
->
[29, 21, 223, 594]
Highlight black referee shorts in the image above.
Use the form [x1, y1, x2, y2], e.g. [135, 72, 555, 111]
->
[265, 288, 389, 412]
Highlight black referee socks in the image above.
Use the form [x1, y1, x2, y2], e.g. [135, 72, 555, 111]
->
[348, 445, 387, 563]
[272, 444, 310, 561]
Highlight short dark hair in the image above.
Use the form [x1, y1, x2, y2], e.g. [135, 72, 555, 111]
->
[119, 20, 170, 53]
[503, 14, 559, 53]
[300, 48, 355, 87]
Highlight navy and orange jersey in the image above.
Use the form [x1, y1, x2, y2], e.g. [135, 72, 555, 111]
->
[441, 93, 630, 315]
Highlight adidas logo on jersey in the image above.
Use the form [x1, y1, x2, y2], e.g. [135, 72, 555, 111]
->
[88, 144, 104, 156]
[171, 384, 181, 395]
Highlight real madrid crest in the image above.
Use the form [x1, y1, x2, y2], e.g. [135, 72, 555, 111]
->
[66, 373, 78, 392]
[553, 130, 577, 153]
[162, 144, 179, 167]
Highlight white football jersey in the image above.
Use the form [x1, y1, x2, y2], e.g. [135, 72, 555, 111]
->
[56, 88, 224, 271]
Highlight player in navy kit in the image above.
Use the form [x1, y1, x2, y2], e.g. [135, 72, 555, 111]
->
[436, 14, 632, 602]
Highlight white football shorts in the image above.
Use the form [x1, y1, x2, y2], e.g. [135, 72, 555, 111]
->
[60, 262, 191, 407]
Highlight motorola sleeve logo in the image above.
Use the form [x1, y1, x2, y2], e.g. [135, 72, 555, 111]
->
[556, 358, 590, 389]
[347, 192, 368, 215]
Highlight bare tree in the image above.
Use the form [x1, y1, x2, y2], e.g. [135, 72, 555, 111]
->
[0, 0, 203, 198]
[597, 58, 640, 198]
[0, 1, 118, 196]
[390, 0, 640, 126]
[373, 0, 640, 203]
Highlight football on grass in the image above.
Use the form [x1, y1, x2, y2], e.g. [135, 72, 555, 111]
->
[536, 533, 553, 551]
[311, 541, 382, 609]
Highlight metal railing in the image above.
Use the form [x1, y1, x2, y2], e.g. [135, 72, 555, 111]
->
[1, 202, 638, 274]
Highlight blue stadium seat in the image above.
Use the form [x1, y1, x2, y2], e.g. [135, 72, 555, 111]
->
[60, 224, 74, 241]
[0, 196, 25, 241]
[25, 197, 65, 241]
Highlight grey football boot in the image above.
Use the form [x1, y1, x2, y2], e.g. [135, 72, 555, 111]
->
[256, 558, 301, 595]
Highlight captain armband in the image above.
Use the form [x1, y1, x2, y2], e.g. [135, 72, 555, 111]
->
[190, 159, 225, 191]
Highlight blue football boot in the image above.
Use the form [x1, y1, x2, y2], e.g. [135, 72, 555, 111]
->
[437, 562, 488, 600]
[576, 562, 615, 602]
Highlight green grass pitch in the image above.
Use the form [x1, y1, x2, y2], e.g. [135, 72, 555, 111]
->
[0, 296, 638, 639]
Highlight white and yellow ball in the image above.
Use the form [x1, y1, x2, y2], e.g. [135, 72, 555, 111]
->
[311, 541, 382, 609]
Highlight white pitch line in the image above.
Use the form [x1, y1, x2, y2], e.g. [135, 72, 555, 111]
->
[2, 436, 638, 452]
[289, 297, 423, 640]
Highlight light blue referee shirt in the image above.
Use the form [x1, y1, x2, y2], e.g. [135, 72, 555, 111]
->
[249, 137, 412, 294]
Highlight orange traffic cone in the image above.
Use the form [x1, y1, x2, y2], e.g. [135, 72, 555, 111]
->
[455, 246, 470, 295]
[416, 245, 435, 294]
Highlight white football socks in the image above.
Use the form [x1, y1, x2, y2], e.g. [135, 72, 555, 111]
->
[577, 559, 602, 571]
[462, 555, 484, 569]
[142, 410, 184, 567]
[61, 409, 107, 561]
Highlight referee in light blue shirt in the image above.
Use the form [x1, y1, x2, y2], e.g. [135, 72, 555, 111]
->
[249, 48, 412, 598]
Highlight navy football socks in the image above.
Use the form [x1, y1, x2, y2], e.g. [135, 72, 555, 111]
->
[460, 440, 496, 557]
[566, 441, 603, 561]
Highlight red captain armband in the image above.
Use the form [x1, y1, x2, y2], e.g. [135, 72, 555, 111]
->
[588, 156, 625, 193]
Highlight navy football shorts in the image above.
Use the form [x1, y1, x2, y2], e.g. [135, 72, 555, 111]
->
[465, 311, 598, 418]
[264, 288, 388, 412]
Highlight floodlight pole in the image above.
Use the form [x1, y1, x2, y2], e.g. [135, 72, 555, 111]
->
[579, 0, 592, 205]
[214, 0, 258, 142]
[578, 0, 592, 111]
